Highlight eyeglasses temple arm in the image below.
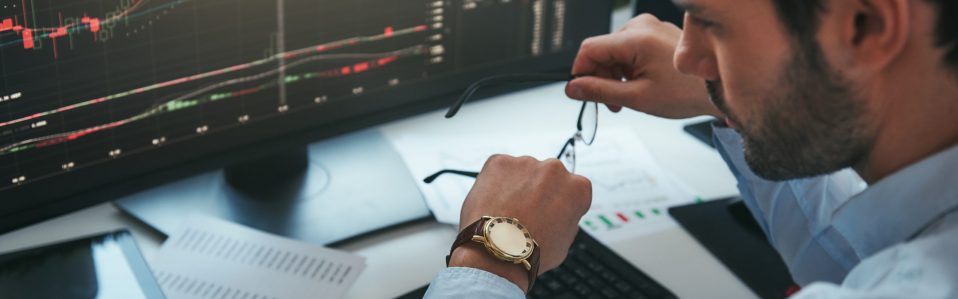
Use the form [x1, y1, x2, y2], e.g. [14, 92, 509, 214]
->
[445, 73, 576, 118]
[423, 169, 480, 183]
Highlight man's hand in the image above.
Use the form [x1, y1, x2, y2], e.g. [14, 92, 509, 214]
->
[565, 14, 722, 119]
[448, 155, 592, 292]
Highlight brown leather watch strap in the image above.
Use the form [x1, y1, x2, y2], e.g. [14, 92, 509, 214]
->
[446, 217, 486, 265]
[527, 243, 540, 290]
[446, 217, 540, 291]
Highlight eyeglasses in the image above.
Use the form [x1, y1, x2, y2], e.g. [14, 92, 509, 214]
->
[423, 73, 598, 184]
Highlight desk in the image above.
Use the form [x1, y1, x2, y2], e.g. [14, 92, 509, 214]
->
[0, 82, 756, 299]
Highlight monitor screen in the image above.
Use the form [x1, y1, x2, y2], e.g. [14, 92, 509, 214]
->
[0, 0, 611, 231]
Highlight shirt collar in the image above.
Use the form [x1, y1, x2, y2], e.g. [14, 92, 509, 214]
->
[832, 143, 958, 259]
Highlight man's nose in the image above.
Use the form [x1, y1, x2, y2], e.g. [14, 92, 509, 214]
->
[674, 14, 720, 81]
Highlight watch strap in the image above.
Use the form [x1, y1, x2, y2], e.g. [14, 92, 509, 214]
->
[446, 217, 540, 291]
[528, 243, 540, 290]
[446, 217, 486, 265]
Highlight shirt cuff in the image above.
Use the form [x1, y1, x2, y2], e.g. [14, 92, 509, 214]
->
[423, 267, 525, 299]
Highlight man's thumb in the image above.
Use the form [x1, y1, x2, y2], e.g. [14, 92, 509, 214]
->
[565, 76, 635, 107]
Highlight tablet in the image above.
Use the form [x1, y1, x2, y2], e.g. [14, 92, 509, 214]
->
[683, 119, 717, 148]
[669, 198, 796, 299]
[0, 229, 166, 299]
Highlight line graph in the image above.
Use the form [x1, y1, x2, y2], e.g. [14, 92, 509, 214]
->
[1, 45, 427, 156]
[0, 0, 450, 187]
[0, 24, 428, 131]
[0, 0, 573, 192]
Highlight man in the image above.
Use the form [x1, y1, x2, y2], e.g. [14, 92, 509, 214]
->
[425, 0, 958, 297]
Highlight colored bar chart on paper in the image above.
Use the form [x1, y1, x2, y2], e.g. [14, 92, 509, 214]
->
[570, 128, 702, 243]
[581, 208, 665, 230]
[581, 197, 709, 243]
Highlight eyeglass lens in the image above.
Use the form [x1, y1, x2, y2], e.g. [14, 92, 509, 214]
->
[559, 138, 576, 173]
[578, 101, 598, 146]
[561, 101, 598, 173]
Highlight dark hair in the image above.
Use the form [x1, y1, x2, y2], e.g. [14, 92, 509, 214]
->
[771, 0, 958, 73]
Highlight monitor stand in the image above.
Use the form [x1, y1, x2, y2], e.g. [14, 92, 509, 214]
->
[222, 146, 311, 198]
[114, 129, 432, 245]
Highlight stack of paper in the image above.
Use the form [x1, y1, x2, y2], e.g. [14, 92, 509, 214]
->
[150, 216, 366, 299]
[388, 126, 700, 243]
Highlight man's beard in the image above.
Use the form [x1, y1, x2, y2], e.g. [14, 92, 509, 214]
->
[708, 42, 873, 181]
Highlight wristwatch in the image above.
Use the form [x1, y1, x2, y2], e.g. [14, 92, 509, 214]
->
[446, 216, 541, 290]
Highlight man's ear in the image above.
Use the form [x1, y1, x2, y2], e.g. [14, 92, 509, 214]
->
[842, 0, 910, 72]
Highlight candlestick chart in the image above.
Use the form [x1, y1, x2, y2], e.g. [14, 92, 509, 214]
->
[0, 0, 573, 190]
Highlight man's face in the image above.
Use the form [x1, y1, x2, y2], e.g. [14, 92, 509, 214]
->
[674, 0, 874, 181]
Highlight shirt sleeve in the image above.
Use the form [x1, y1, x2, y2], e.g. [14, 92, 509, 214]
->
[423, 267, 525, 299]
[711, 124, 866, 285]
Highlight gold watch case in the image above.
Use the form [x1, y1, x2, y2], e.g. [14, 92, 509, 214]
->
[471, 216, 538, 271]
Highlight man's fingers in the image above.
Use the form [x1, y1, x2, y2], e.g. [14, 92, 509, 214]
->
[565, 76, 644, 107]
[571, 34, 643, 77]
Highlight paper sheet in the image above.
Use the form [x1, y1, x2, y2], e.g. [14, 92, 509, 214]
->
[572, 129, 703, 242]
[388, 126, 701, 243]
[150, 216, 366, 299]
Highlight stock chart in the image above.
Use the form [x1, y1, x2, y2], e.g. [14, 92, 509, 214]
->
[0, 0, 572, 191]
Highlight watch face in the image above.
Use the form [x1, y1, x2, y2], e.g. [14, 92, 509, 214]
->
[485, 218, 534, 258]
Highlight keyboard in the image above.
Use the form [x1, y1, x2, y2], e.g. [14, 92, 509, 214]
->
[528, 231, 676, 299]
[396, 230, 676, 299]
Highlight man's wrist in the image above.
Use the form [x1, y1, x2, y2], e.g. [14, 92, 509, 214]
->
[447, 242, 531, 293]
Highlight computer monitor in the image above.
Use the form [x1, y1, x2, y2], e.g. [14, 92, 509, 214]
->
[0, 0, 612, 233]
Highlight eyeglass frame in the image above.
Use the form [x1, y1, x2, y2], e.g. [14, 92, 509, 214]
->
[423, 73, 598, 184]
